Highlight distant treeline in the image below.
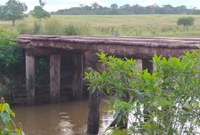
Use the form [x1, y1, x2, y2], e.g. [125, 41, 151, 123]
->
[52, 3, 200, 15]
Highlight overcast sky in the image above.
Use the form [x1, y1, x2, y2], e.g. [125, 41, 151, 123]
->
[0, 0, 199, 12]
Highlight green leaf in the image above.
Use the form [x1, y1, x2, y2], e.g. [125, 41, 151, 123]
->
[158, 99, 172, 106]
[2, 128, 9, 135]
[0, 113, 10, 125]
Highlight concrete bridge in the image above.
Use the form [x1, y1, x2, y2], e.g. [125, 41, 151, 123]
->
[18, 35, 199, 105]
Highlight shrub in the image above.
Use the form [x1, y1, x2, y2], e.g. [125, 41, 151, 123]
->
[16, 22, 32, 34]
[64, 24, 79, 35]
[177, 17, 195, 27]
[0, 29, 23, 75]
[85, 51, 200, 134]
[0, 29, 24, 101]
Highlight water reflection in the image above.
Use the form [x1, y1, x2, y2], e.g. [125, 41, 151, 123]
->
[13, 100, 112, 135]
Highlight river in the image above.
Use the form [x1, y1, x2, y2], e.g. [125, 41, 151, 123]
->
[13, 100, 113, 135]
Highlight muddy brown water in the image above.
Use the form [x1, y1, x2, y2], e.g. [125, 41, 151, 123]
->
[13, 100, 112, 135]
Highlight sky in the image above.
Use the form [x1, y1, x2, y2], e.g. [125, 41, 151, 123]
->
[0, 0, 200, 12]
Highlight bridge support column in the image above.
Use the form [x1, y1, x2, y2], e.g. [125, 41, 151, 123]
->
[26, 51, 35, 105]
[142, 59, 153, 74]
[50, 54, 61, 103]
[72, 52, 83, 100]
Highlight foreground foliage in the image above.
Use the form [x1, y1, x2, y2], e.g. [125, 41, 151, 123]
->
[0, 98, 24, 135]
[85, 51, 200, 134]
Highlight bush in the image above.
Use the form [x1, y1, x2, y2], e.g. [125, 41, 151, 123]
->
[0, 29, 23, 75]
[64, 24, 79, 35]
[16, 22, 32, 34]
[85, 51, 200, 134]
[0, 29, 24, 102]
[177, 17, 195, 27]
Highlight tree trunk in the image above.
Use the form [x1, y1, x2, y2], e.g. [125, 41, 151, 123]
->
[12, 19, 15, 26]
[87, 89, 101, 135]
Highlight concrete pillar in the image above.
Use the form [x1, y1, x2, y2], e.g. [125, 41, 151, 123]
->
[26, 51, 35, 105]
[50, 54, 61, 103]
[142, 59, 153, 74]
[72, 53, 83, 100]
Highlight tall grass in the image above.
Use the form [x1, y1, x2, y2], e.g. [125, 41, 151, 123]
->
[43, 18, 63, 34]
[1, 15, 200, 37]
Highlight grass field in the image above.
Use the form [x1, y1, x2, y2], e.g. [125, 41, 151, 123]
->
[1, 14, 200, 37]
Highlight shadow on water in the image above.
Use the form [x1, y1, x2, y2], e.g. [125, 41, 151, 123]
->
[13, 100, 113, 135]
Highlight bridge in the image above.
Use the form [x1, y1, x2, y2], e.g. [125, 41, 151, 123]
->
[18, 35, 199, 105]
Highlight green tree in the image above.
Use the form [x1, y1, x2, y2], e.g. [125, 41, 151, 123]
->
[0, 0, 27, 26]
[110, 3, 118, 9]
[110, 4, 119, 14]
[32, 6, 50, 19]
[91, 2, 100, 10]
[32, 1, 50, 34]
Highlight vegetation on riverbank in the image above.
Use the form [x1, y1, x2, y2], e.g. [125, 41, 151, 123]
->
[85, 51, 200, 134]
[0, 29, 24, 102]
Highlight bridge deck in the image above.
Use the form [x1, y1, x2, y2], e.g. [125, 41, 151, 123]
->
[18, 35, 199, 58]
